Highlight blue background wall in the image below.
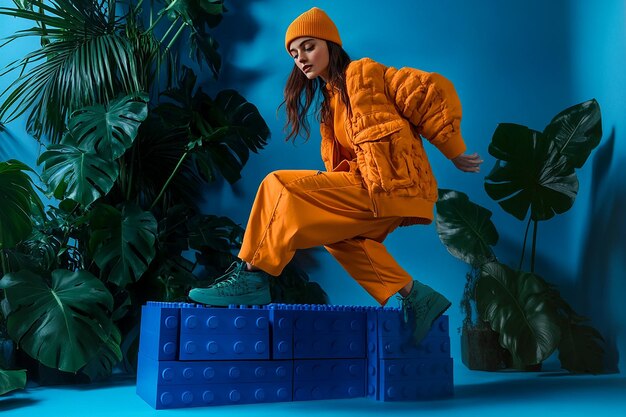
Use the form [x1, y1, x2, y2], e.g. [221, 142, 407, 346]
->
[1, 0, 623, 372]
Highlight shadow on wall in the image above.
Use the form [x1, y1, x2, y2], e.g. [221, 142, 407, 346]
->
[579, 128, 623, 373]
[209, 0, 266, 90]
[197, 0, 268, 205]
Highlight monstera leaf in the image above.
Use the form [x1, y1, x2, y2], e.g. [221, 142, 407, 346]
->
[194, 89, 270, 183]
[435, 189, 498, 267]
[38, 142, 119, 206]
[157, 69, 269, 184]
[0, 160, 43, 249]
[68, 93, 149, 160]
[0, 269, 113, 373]
[0, 368, 26, 396]
[543, 99, 602, 169]
[484, 123, 578, 221]
[89, 203, 157, 287]
[476, 262, 561, 366]
[558, 318, 606, 374]
[80, 324, 122, 381]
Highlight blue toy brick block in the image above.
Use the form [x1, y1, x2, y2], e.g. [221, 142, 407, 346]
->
[380, 357, 453, 381]
[137, 355, 293, 408]
[376, 358, 453, 401]
[138, 302, 190, 361]
[154, 359, 292, 385]
[292, 309, 366, 358]
[379, 336, 451, 359]
[377, 310, 448, 339]
[178, 333, 269, 360]
[367, 308, 450, 359]
[136, 302, 454, 408]
[381, 378, 453, 401]
[367, 354, 380, 400]
[293, 359, 366, 401]
[156, 384, 292, 409]
[268, 306, 294, 359]
[178, 306, 270, 360]
[179, 306, 269, 335]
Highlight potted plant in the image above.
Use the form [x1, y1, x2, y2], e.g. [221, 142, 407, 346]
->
[0, 0, 327, 388]
[435, 99, 606, 373]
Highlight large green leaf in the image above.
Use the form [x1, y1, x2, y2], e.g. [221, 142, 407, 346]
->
[195, 89, 270, 184]
[476, 262, 561, 366]
[89, 204, 157, 287]
[543, 99, 602, 169]
[0, 160, 43, 249]
[80, 324, 122, 382]
[558, 319, 606, 374]
[38, 142, 119, 207]
[484, 123, 578, 221]
[0, 368, 26, 396]
[156, 68, 270, 184]
[68, 94, 149, 160]
[435, 189, 498, 267]
[0, 269, 113, 373]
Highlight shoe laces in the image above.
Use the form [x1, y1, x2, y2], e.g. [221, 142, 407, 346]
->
[397, 294, 428, 323]
[211, 261, 247, 293]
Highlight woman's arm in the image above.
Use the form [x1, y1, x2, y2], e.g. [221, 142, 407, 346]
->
[384, 66, 465, 159]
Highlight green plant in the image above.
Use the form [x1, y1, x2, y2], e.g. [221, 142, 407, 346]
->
[0, 367, 26, 396]
[435, 99, 606, 373]
[0, 0, 327, 387]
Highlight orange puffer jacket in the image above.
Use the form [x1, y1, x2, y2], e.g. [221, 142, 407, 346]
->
[320, 58, 467, 226]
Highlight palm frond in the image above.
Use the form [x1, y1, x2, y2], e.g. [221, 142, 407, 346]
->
[0, 1, 144, 141]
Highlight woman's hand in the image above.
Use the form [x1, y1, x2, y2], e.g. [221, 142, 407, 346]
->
[452, 152, 483, 173]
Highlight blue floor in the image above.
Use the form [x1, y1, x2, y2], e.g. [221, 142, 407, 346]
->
[2, 364, 625, 417]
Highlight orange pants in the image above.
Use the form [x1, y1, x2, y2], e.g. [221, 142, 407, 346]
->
[238, 170, 413, 305]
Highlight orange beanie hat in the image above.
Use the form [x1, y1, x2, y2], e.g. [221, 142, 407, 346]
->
[285, 7, 342, 53]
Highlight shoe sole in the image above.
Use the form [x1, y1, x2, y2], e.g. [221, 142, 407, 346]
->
[188, 287, 271, 306]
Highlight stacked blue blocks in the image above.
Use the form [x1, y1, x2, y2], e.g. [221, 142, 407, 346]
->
[137, 302, 453, 409]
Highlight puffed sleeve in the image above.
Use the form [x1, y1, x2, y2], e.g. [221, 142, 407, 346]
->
[384, 66, 466, 159]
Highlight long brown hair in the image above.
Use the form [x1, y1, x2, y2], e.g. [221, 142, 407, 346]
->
[279, 41, 352, 142]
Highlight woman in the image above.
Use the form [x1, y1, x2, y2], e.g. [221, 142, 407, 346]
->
[189, 7, 482, 345]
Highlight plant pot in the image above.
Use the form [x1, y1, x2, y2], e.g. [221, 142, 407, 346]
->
[461, 324, 509, 371]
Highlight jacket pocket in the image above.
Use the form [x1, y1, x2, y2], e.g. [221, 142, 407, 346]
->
[356, 131, 415, 192]
[352, 113, 406, 144]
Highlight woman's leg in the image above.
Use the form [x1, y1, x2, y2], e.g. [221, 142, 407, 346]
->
[238, 169, 396, 276]
[324, 235, 412, 306]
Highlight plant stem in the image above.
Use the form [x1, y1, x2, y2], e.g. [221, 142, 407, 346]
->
[0, 249, 7, 276]
[160, 16, 181, 46]
[519, 215, 532, 270]
[134, 0, 144, 15]
[144, 10, 166, 34]
[126, 145, 137, 201]
[150, 150, 189, 210]
[165, 22, 187, 53]
[531, 219, 538, 273]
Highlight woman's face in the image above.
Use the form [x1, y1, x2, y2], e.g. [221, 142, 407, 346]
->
[288, 37, 330, 81]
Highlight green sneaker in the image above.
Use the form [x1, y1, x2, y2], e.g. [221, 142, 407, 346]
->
[188, 261, 271, 306]
[399, 280, 451, 345]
